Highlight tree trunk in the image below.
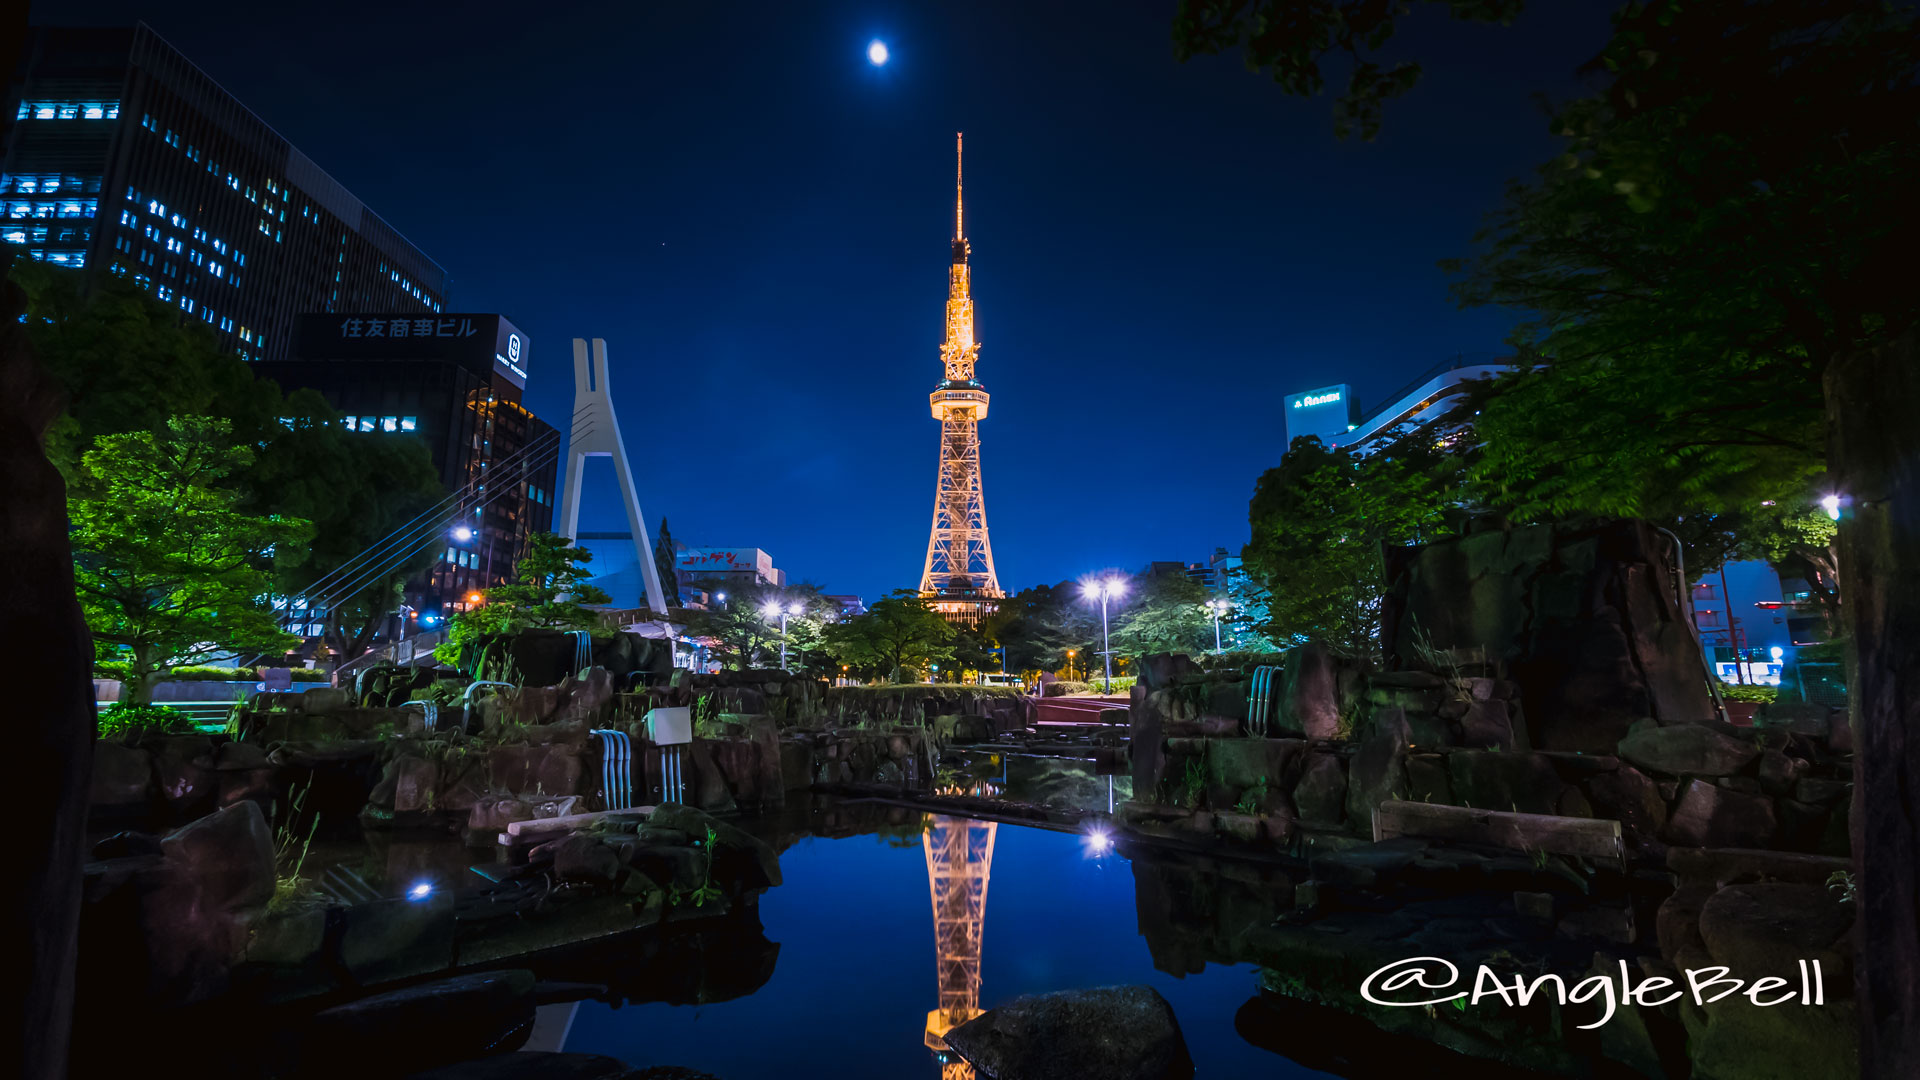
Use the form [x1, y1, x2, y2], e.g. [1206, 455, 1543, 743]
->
[1826, 331, 1920, 1079]
[0, 260, 94, 1080]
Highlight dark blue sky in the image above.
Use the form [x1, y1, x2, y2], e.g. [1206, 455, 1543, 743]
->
[47, 1, 1616, 601]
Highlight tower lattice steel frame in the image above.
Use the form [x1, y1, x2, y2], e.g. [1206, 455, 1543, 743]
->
[918, 133, 1002, 622]
[923, 813, 997, 1076]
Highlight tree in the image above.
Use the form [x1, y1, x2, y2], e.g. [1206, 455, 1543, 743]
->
[1172, 0, 1525, 139]
[1190, 4, 1920, 1066]
[654, 518, 683, 608]
[70, 416, 310, 704]
[980, 583, 1101, 674]
[1244, 436, 1453, 658]
[246, 387, 445, 661]
[1111, 571, 1214, 657]
[679, 579, 836, 671]
[434, 533, 609, 665]
[822, 591, 957, 682]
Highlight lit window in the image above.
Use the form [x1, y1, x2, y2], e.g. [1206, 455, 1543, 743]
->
[359, 416, 374, 432]
[381, 416, 398, 432]
[399, 416, 417, 432]
[344, 417, 358, 431]
[35, 106, 55, 120]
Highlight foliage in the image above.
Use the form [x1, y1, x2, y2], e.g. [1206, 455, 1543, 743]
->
[1171, 0, 1526, 139]
[979, 582, 1102, 674]
[435, 533, 609, 664]
[1235, 776, 1271, 816]
[680, 579, 839, 672]
[1244, 436, 1454, 660]
[1111, 572, 1214, 657]
[249, 388, 445, 661]
[654, 518, 683, 608]
[1042, 680, 1094, 697]
[821, 591, 957, 682]
[94, 662, 321, 682]
[1718, 682, 1779, 704]
[96, 702, 194, 741]
[71, 417, 310, 704]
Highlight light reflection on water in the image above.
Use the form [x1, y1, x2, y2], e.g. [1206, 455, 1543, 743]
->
[559, 817, 1336, 1079]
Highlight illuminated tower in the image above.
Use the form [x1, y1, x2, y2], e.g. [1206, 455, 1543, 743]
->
[923, 814, 997, 1078]
[918, 132, 1002, 626]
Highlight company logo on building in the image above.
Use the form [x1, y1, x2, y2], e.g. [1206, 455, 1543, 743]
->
[1294, 391, 1342, 408]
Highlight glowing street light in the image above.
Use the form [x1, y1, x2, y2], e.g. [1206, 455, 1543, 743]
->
[451, 525, 474, 542]
[1082, 577, 1126, 694]
[1065, 648, 1077, 681]
[1204, 597, 1230, 654]
[867, 39, 889, 66]
[1821, 494, 1842, 521]
[763, 600, 805, 671]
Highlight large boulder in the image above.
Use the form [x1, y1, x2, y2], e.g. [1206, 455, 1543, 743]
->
[1343, 708, 1410, 829]
[1666, 780, 1777, 849]
[488, 744, 583, 799]
[1279, 643, 1351, 739]
[1380, 519, 1718, 753]
[133, 800, 277, 1002]
[1586, 763, 1669, 842]
[647, 803, 781, 889]
[91, 741, 153, 809]
[159, 798, 275, 911]
[1617, 721, 1760, 778]
[1292, 753, 1347, 826]
[1446, 750, 1568, 815]
[943, 984, 1193, 1080]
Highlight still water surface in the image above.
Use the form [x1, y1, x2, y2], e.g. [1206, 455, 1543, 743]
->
[560, 819, 1335, 1078]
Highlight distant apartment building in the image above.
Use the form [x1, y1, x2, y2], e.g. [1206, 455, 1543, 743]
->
[2, 24, 444, 362]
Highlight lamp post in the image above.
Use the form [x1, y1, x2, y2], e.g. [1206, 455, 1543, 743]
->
[1082, 577, 1126, 694]
[763, 601, 804, 672]
[1065, 649, 1076, 681]
[1204, 597, 1229, 654]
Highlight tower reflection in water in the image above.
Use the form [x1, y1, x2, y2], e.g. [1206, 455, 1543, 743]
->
[922, 813, 997, 1079]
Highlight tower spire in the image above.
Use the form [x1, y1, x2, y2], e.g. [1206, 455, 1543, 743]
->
[954, 131, 964, 241]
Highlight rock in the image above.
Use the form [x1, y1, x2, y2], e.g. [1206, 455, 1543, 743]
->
[160, 799, 275, 911]
[92, 829, 164, 859]
[1404, 753, 1452, 804]
[1344, 708, 1409, 828]
[405, 1053, 637, 1079]
[1280, 643, 1348, 739]
[685, 739, 738, 814]
[1292, 753, 1346, 826]
[1666, 847, 1851, 888]
[1657, 884, 1716, 963]
[1457, 697, 1518, 750]
[388, 755, 441, 813]
[1555, 904, 1635, 944]
[1585, 764, 1669, 842]
[647, 803, 782, 889]
[1665, 779, 1777, 849]
[1793, 777, 1850, 806]
[1446, 750, 1567, 815]
[150, 734, 215, 810]
[1138, 653, 1200, 691]
[1697, 882, 1853, 986]
[1617, 721, 1760, 778]
[1315, 837, 1426, 888]
[550, 834, 622, 885]
[310, 970, 537, 1075]
[469, 796, 534, 833]
[91, 741, 153, 808]
[1755, 750, 1804, 798]
[1514, 890, 1555, 921]
[212, 740, 272, 770]
[1827, 709, 1852, 753]
[943, 984, 1194, 1080]
[489, 744, 583, 799]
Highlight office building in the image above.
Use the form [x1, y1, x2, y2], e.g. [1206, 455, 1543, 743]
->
[1283, 383, 1357, 445]
[263, 312, 558, 617]
[579, 537, 789, 610]
[2, 24, 444, 362]
[1329, 356, 1512, 458]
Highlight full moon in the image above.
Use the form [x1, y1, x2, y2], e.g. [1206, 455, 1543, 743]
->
[867, 39, 889, 66]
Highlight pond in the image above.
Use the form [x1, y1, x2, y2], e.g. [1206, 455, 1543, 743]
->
[546, 811, 1333, 1079]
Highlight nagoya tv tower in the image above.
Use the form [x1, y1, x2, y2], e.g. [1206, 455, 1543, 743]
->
[918, 132, 1002, 626]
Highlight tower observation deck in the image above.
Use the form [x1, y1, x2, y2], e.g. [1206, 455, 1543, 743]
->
[918, 132, 1002, 626]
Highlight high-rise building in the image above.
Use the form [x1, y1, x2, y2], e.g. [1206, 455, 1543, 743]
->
[2, 24, 444, 362]
[918, 133, 1002, 627]
[264, 313, 558, 619]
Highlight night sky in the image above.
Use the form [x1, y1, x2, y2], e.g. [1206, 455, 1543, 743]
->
[42, 1, 1617, 601]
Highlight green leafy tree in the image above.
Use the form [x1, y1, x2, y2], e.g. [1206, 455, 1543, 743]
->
[980, 583, 1100, 674]
[1245, 436, 1453, 658]
[434, 533, 609, 664]
[71, 417, 310, 704]
[679, 579, 837, 671]
[1172, 0, 1526, 139]
[246, 387, 446, 661]
[822, 591, 957, 682]
[1111, 572, 1214, 657]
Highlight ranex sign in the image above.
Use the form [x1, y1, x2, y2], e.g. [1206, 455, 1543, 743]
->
[1288, 384, 1349, 410]
[1283, 382, 1357, 443]
[293, 312, 530, 389]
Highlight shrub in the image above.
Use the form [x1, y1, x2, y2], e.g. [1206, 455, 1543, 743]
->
[1720, 683, 1779, 704]
[98, 702, 194, 741]
[1043, 680, 1093, 697]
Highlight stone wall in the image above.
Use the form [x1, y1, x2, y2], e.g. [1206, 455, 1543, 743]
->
[1380, 518, 1719, 752]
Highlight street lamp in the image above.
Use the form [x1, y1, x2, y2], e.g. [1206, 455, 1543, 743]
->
[451, 525, 474, 542]
[1082, 577, 1126, 694]
[1204, 597, 1230, 654]
[763, 601, 805, 671]
[1065, 648, 1077, 682]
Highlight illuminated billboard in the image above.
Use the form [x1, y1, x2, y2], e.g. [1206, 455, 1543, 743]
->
[1285, 382, 1357, 443]
[292, 312, 530, 389]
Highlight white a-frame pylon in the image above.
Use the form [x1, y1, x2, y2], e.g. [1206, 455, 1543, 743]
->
[556, 337, 669, 615]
